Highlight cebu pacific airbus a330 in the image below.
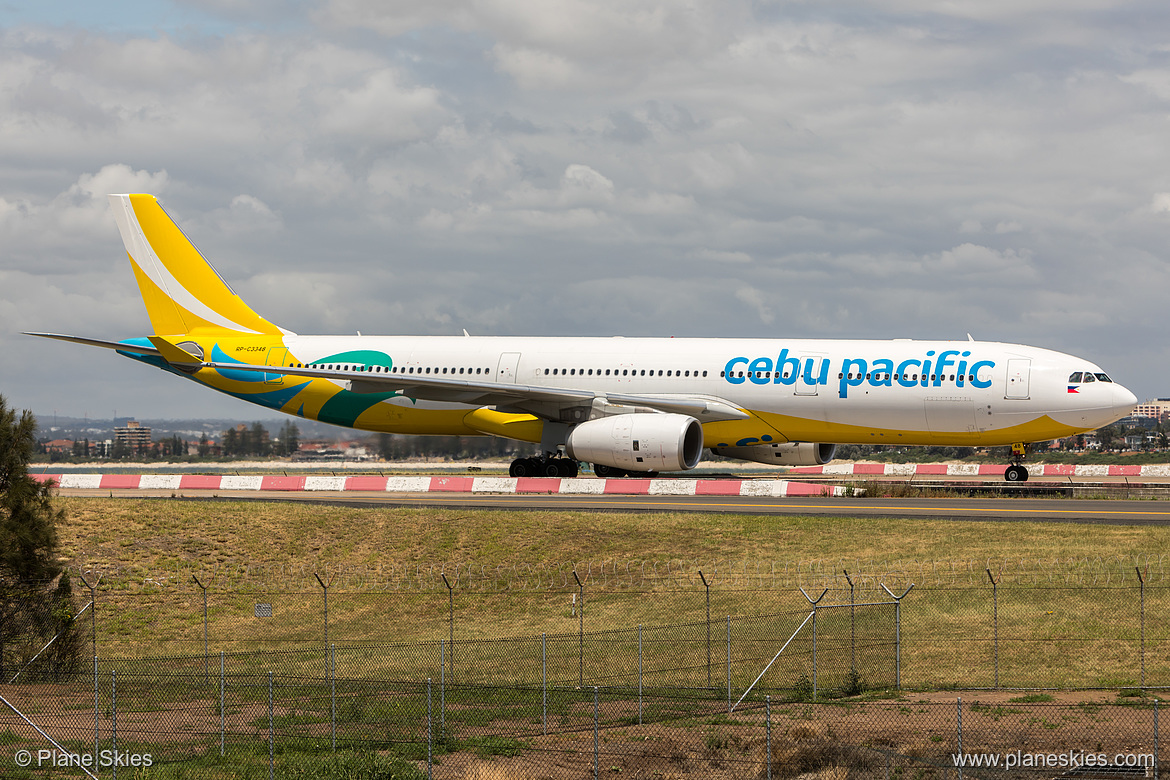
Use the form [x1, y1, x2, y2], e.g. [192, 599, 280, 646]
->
[28, 194, 1137, 482]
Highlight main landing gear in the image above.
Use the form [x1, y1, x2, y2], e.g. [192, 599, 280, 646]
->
[1004, 443, 1029, 483]
[509, 456, 579, 478]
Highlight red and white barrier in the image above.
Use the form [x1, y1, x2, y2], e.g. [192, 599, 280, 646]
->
[788, 463, 1170, 478]
[33, 473, 850, 497]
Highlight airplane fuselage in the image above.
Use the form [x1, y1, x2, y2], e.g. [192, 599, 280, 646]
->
[121, 333, 1133, 448]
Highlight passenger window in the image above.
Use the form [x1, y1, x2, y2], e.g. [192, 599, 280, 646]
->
[606, 369, 611, 376]
[685, 370, 690, 377]
[702, 370, 707, 377]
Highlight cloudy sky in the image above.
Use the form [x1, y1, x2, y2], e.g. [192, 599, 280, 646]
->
[2, 0, 1168, 421]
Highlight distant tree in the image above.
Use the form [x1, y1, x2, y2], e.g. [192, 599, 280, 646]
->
[250, 422, 270, 456]
[1096, 425, 1119, 451]
[198, 433, 210, 458]
[277, 422, 300, 456]
[222, 427, 239, 456]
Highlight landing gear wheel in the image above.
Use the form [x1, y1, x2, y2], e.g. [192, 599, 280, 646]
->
[542, 460, 562, 477]
[594, 463, 626, 478]
[557, 459, 579, 478]
[1004, 464, 1029, 482]
[509, 458, 536, 477]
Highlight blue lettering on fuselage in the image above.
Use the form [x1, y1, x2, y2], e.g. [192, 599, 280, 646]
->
[722, 350, 997, 398]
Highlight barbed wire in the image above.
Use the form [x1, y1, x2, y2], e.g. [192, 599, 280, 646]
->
[67, 553, 1169, 593]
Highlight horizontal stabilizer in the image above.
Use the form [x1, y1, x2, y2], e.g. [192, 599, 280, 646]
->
[24, 332, 163, 357]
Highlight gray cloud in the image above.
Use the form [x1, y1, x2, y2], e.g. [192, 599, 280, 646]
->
[2, 1, 1168, 419]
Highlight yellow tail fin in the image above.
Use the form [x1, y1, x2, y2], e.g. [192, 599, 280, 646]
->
[108, 194, 289, 337]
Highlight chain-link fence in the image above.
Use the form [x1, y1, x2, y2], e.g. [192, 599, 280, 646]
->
[43, 574, 1170, 690]
[2, 672, 1165, 778]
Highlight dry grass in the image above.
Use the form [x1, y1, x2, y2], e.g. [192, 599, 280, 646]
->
[54, 496, 1170, 580]
[49, 497, 1170, 689]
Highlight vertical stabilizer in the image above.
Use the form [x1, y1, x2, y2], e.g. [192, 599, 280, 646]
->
[108, 194, 289, 337]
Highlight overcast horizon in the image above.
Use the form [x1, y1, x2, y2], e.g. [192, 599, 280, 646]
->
[2, 0, 1168, 420]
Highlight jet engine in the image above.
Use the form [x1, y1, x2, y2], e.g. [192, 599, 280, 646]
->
[565, 413, 704, 472]
[709, 442, 837, 466]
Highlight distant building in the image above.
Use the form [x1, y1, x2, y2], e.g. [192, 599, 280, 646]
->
[114, 421, 152, 453]
[1131, 399, 1170, 422]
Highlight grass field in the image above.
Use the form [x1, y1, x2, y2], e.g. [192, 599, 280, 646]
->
[42, 497, 1170, 690]
[56, 496, 1169, 578]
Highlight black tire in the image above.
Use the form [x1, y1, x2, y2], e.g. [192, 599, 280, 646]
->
[556, 459, 578, 478]
[542, 460, 562, 477]
[594, 463, 625, 478]
[1005, 465, 1028, 482]
[509, 459, 531, 478]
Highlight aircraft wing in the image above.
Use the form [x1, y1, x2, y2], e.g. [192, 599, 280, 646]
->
[197, 361, 749, 422]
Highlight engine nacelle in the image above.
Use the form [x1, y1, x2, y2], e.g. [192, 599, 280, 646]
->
[710, 442, 837, 466]
[566, 413, 704, 472]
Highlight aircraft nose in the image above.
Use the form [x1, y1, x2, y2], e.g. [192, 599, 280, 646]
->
[1113, 384, 1138, 417]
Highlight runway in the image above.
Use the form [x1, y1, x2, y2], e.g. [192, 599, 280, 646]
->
[61, 488, 1170, 525]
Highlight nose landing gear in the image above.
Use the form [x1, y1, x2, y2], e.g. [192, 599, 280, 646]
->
[1004, 443, 1029, 482]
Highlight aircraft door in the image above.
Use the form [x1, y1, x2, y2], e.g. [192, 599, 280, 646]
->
[1005, 359, 1031, 399]
[795, 355, 826, 396]
[497, 352, 521, 383]
[265, 348, 289, 385]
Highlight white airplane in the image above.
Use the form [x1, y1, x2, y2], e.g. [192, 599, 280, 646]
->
[28, 194, 1137, 482]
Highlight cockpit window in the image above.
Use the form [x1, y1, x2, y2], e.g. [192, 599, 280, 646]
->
[1094, 373, 1112, 383]
[1068, 372, 1083, 383]
[1083, 373, 1096, 383]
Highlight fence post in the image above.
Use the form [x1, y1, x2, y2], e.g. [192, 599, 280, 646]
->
[574, 571, 584, 687]
[79, 571, 99, 660]
[594, 686, 599, 780]
[93, 655, 99, 764]
[542, 633, 547, 736]
[1154, 698, 1159, 780]
[957, 696, 963, 780]
[986, 569, 999, 689]
[439, 640, 445, 740]
[699, 570, 712, 688]
[1137, 566, 1146, 689]
[193, 574, 210, 686]
[220, 651, 225, 757]
[427, 678, 433, 780]
[766, 694, 772, 780]
[331, 644, 336, 751]
[844, 569, 856, 673]
[268, 671, 274, 780]
[441, 574, 454, 684]
[638, 624, 643, 726]
[314, 571, 335, 674]
[880, 583, 915, 690]
[799, 587, 828, 701]
[727, 616, 731, 713]
[111, 670, 118, 780]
